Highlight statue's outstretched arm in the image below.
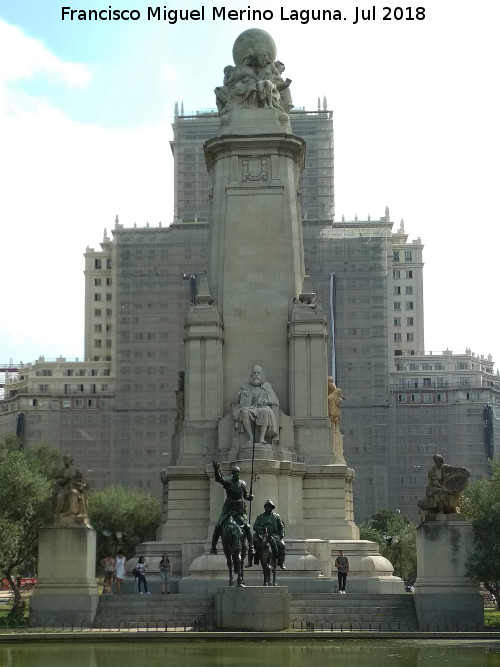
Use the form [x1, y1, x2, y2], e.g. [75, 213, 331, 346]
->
[212, 461, 223, 484]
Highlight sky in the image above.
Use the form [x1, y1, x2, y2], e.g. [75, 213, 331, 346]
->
[0, 0, 499, 370]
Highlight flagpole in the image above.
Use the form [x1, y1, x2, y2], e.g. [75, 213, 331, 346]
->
[248, 417, 256, 524]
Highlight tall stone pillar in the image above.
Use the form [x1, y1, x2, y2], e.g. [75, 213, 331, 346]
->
[205, 109, 305, 413]
[413, 516, 483, 631]
[29, 523, 98, 626]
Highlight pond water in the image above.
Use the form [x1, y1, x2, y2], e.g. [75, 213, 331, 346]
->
[1, 639, 499, 667]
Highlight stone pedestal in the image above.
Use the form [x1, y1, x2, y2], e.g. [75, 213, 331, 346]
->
[216, 586, 290, 631]
[29, 523, 98, 627]
[413, 516, 483, 631]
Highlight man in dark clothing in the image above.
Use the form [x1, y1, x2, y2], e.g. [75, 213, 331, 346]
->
[335, 550, 349, 593]
[210, 462, 254, 564]
[252, 499, 286, 569]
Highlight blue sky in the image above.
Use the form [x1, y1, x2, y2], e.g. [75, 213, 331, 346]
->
[1, 0, 499, 370]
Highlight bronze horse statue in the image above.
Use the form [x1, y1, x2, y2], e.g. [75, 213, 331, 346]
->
[255, 530, 278, 586]
[221, 514, 247, 587]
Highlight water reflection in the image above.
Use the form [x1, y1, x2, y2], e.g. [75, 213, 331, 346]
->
[1, 640, 499, 667]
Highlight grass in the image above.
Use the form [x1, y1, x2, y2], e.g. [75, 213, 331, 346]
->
[484, 610, 500, 628]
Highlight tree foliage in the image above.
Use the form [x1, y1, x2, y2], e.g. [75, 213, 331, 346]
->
[88, 486, 162, 564]
[0, 435, 61, 616]
[462, 458, 500, 609]
[359, 509, 417, 582]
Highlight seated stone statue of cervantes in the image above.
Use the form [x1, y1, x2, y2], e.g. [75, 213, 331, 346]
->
[232, 365, 279, 445]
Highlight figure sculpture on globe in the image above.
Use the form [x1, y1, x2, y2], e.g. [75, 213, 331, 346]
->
[417, 454, 470, 516]
[214, 28, 293, 114]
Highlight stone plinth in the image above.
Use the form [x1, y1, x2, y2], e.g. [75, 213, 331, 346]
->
[216, 586, 290, 631]
[29, 523, 98, 627]
[413, 515, 483, 631]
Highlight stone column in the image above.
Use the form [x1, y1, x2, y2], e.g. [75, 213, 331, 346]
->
[29, 523, 98, 627]
[413, 515, 483, 631]
[205, 108, 305, 415]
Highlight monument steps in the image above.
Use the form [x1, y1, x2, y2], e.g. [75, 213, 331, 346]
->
[93, 593, 216, 627]
[289, 593, 419, 629]
[93, 591, 418, 631]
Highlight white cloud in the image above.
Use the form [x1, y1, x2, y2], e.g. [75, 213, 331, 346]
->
[0, 19, 92, 87]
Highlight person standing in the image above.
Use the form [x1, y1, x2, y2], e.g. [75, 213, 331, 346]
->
[114, 551, 127, 595]
[100, 555, 115, 594]
[335, 550, 349, 594]
[136, 556, 150, 594]
[159, 553, 172, 594]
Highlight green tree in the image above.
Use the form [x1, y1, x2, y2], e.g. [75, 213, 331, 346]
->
[0, 436, 61, 617]
[359, 509, 417, 582]
[462, 458, 500, 609]
[88, 486, 162, 565]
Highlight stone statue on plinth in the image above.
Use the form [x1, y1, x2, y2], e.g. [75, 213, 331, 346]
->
[252, 499, 286, 570]
[53, 455, 89, 524]
[214, 28, 293, 114]
[417, 454, 470, 517]
[174, 370, 184, 425]
[210, 462, 254, 564]
[327, 377, 344, 427]
[232, 365, 279, 445]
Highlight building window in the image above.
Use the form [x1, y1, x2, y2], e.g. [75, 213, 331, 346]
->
[39, 384, 49, 393]
[394, 286, 401, 295]
[405, 286, 413, 295]
[94, 278, 101, 286]
[394, 317, 401, 326]
[106, 278, 112, 286]
[459, 378, 471, 386]
[94, 259, 101, 269]
[106, 308, 112, 316]
[94, 309, 101, 317]
[94, 324, 102, 333]
[393, 302, 401, 310]
[404, 251, 412, 262]
[393, 270, 401, 279]
[398, 394, 406, 403]
[106, 259, 112, 269]
[411, 394, 420, 403]
[456, 362, 469, 370]
[406, 317, 414, 326]
[408, 363, 418, 370]
[394, 333, 402, 342]
[404, 270, 413, 279]
[94, 339, 102, 348]
[406, 333, 414, 341]
[405, 301, 414, 310]
[106, 293, 112, 301]
[94, 293, 101, 302]
[423, 378, 432, 387]
[395, 350, 403, 356]
[423, 393, 433, 403]
[394, 251, 400, 262]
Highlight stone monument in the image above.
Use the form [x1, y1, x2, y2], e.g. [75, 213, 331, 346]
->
[413, 454, 483, 631]
[29, 456, 98, 627]
[149, 29, 401, 601]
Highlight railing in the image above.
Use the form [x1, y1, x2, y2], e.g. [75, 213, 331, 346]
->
[0, 617, 492, 633]
[0, 617, 213, 633]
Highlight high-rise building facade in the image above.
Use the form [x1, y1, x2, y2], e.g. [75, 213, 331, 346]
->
[1, 108, 499, 521]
